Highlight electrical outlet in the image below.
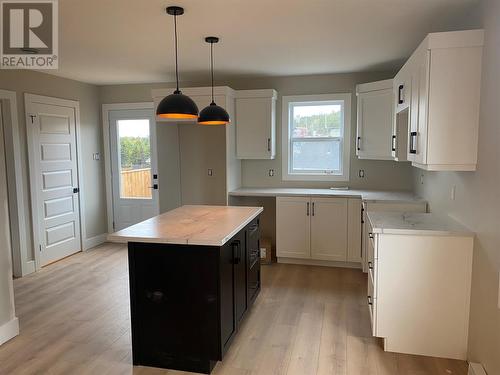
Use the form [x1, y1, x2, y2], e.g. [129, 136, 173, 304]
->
[268, 169, 275, 177]
[92, 152, 100, 161]
[207, 169, 213, 176]
[450, 185, 456, 201]
[358, 169, 365, 178]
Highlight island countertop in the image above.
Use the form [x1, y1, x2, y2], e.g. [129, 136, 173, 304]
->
[107, 205, 263, 246]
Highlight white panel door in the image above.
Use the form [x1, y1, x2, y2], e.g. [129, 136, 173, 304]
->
[27, 102, 81, 266]
[109, 109, 159, 231]
[310, 197, 348, 261]
[276, 196, 310, 259]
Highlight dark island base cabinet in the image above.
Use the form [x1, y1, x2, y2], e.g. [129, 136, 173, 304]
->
[128, 217, 261, 374]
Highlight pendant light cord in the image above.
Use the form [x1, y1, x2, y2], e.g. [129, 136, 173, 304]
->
[210, 41, 215, 104]
[173, 12, 180, 93]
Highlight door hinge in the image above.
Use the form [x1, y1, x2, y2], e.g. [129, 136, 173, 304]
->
[29, 114, 36, 124]
[112, 221, 115, 230]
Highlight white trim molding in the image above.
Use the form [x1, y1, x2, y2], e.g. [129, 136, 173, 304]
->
[0, 89, 34, 277]
[0, 317, 19, 346]
[83, 233, 107, 250]
[24, 94, 86, 268]
[281, 93, 352, 182]
[101, 102, 155, 234]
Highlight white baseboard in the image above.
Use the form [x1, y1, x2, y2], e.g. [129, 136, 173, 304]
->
[468, 363, 487, 375]
[83, 233, 107, 250]
[0, 317, 19, 346]
[277, 257, 362, 269]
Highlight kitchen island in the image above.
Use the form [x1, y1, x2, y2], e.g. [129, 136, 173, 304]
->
[108, 205, 263, 374]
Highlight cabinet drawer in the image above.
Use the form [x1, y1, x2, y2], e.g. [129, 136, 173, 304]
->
[367, 274, 377, 336]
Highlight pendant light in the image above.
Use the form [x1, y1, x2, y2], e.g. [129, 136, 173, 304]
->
[156, 6, 198, 120]
[198, 37, 230, 125]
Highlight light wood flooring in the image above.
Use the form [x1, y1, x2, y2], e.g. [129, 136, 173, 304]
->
[0, 243, 468, 375]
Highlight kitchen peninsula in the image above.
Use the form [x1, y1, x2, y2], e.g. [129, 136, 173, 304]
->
[108, 205, 263, 374]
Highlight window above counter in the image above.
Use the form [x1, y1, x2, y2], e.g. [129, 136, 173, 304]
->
[282, 93, 352, 182]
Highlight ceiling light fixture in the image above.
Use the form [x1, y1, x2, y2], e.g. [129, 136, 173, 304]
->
[156, 6, 198, 120]
[198, 37, 230, 125]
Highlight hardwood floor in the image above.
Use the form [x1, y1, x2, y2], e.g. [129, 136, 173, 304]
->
[0, 243, 468, 375]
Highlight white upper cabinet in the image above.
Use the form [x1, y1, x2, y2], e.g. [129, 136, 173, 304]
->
[235, 89, 277, 160]
[356, 79, 394, 160]
[402, 30, 484, 171]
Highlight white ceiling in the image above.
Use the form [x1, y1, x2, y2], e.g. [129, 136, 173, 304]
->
[52, 0, 480, 85]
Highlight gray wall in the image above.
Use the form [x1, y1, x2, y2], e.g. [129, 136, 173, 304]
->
[412, 1, 499, 373]
[0, 69, 107, 265]
[100, 71, 415, 193]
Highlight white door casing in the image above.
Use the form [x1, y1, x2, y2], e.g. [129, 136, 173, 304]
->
[25, 96, 82, 266]
[109, 109, 159, 231]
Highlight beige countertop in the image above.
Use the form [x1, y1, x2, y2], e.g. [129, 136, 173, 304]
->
[107, 205, 263, 246]
[229, 187, 425, 203]
[367, 212, 474, 237]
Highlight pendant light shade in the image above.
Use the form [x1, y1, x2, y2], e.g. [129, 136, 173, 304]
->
[198, 37, 230, 125]
[156, 6, 199, 120]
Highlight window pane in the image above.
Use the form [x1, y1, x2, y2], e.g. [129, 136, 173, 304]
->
[292, 103, 343, 138]
[117, 119, 152, 199]
[292, 140, 341, 173]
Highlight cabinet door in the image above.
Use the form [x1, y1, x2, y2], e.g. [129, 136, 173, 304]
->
[408, 51, 430, 164]
[310, 198, 348, 262]
[232, 232, 247, 325]
[220, 240, 236, 353]
[347, 199, 362, 263]
[276, 197, 310, 259]
[236, 97, 275, 159]
[357, 89, 394, 160]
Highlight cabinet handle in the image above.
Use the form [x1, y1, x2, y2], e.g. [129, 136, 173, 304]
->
[369, 232, 374, 239]
[267, 138, 271, 152]
[232, 240, 241, 264]
[392, 135, 396, 152]
[409, 131, 417, 154]
[368, 261, 373, 270]
[306, 202, 310, 216]
[361, 207, 364, 224]
[398, 85, 404, 104]
[367, 296, 373, 306]
[357, 136, 361, 151]
[312, 202, 315, 216]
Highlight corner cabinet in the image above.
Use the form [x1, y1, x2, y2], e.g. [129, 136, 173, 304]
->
[356, 79, 394, 160]
[235, 89, 277, 159]
[277, 196, 360, 264]
[401, 29, 484, 171]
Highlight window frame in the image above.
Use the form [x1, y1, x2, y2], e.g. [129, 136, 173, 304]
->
[281, 93, 351, 182]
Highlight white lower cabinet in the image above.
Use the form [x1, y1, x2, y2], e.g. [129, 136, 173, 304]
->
[367, 227, 473, 360]
[275, 197, 311, 259]
[361, 201, 427, 272]
[276, 196, 350, 262]
[310, 198, 348, 261]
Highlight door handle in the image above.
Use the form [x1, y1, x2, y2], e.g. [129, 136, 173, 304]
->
[312, 202, 315, 216]
[306, 202, 310, 216]
[398, 84, 404, 104]
[267, 138, 271, 152]
[357, 136, 361, 151]
[73, 187, 79, 194]
[392, 135, 396, 152]
[148, 184, 158, 190]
